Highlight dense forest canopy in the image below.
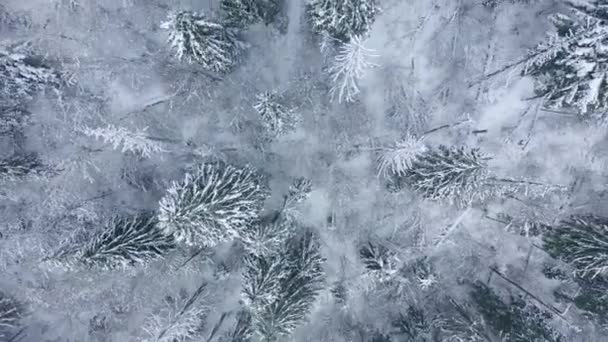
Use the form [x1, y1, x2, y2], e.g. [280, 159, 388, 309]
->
[3, 0, 608, 341]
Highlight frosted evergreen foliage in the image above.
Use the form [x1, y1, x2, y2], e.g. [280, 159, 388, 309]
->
[0, 106, 30, 135]
[543, 215, 608, 278]
[359, 241, 399, 282]
[391, 306, 434, 341]
[407, 257, 437, 290]
[281, 177, 312, 220]
[158, 162, 267, 248]
[0, 153, 46, 181]
[220, 310, 253, 342]
[242, 231, 325, 341]
[241, 253, 283, 310]
[328, 35, 379, 103]
[221, 0, 259, 28]
[523, 1, 608, 118]
[220, 0, 281, 28]
[142, 283, 207, 342]
[377, 135, 428, 178]
[0, 291, 23, 338]
[0, 51, 59, 105]
[253, 92, 299, 137]
[58, 213, 175, 270]
[161, 11, 246, 73]
[400, 145, 491, 206]
[306, 0, 379, 42]
[241, 221, 291, 257]
[82, 125, 167, 158]
[470, 281, 564, 342]
[437, 298, 488, 342]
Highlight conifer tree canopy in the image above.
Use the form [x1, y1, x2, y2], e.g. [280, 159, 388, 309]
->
[158, 162, 267, 248]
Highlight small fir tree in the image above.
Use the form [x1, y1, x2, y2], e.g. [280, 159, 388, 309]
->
[161, 11, 247, 73]
[359, 241, 399, 282]
[278, 176, 313, 222]
[55, 213, 175, 270]
[0, 51, 59, 106]
[253, 91, 299, 138]
[158, 162, 267, 248]
[543, 214, 608, 278]
[523, 1, 608, 119]
[306, 0, 379, 42]
[400, 145, 491, 206]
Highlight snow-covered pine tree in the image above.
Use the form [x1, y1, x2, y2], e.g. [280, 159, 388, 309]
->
[253, 91, 299, 138]
[328, 35, 378, 103]
[240, 220, 291, 257]
[0, 291, 23, 338]
[55, 213, 175, 270]
[81, 124, 167, 158]
[0, 153, 47, 182]
[0, 51, 59, 106]
[543, 214, 608, 278]
[0, 106, 30, 136]
[469, 281, 564, 342]
[306, 0, 379, 42]
[241, 252, 283, 311]
[161, 11, 247, 73]
[523, 1, 608, 120]
[242, 230, 325, 341]
[399, 145, 491, 206]
[220, 0, 283, 29]
[158, 162, 267, 248]
[220, 0, 260, 28]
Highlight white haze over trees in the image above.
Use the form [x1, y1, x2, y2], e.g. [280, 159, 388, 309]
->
[3, 0, 608, 341]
